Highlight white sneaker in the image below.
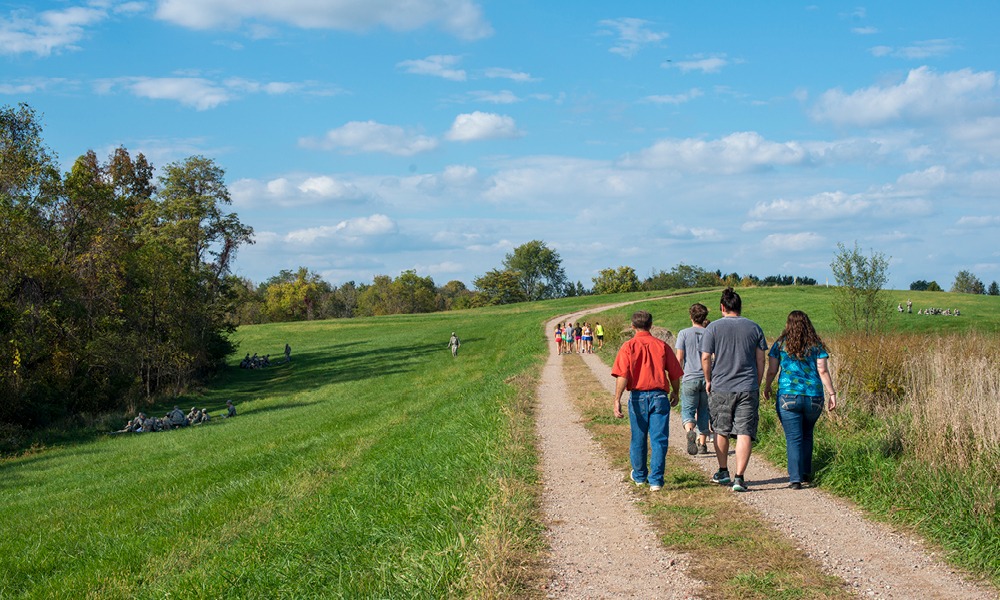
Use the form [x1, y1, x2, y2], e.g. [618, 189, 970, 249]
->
[649, 485, 662, 492]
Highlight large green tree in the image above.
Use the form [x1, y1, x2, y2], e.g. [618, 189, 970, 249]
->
[502, 240, 566, 301]
[951, 270, 985, 294]
[592, 266, 640, 295]
[473, 269, 528, 305]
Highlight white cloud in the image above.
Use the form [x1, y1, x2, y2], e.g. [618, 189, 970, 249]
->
[956, 215, 1000, 228]
[667, 55, 730, 74]
[155, 0, 492, 40]
[445, 111, 521, 141]
[397, 54, 466, 81]
[300, 121, 439, 156]
[749, 191, 870, 221]
[852, 26, 878, 35]
[663, 221, 722, 241]
[869, 39, 957, 59]
[231, 175, 368, 207]
[285, 214, 397, 245]
[0, 5, 107, 56]
[896, 166, 949, 189]
[621, 131, 810, 173]
[642, 88, 703, 105]
[128, 77, 231, 110]
[812, 66, 998, 127]
[468, 90, 520, 104]
[598, 17, 667, 58]
[761, 232, 825, 252]
[483, 67, 537, 82]
[96, 75, 330, 110]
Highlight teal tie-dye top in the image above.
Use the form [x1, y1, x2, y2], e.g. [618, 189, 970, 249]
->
[768, 341, 828, 397]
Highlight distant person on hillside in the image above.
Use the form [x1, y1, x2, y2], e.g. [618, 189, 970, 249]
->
[582, 323, 594, 353]
[563, 323, 573, 354]
[675, 303, 712, 456]
[701, 288, 767, 493]
[448, 332, 461, 357]
[595, 322, 605, 350]
[906, 299, 912, 314]
[284, 343, 291, 363]
[225, 400, 236, 418]
[763, 311, 838, 489]
[612, 310, 683, 492]
[555, 324, 564, 354]
[574, 322, 583, 353]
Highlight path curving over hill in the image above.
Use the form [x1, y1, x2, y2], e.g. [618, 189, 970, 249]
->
[537, 303, 997, 599]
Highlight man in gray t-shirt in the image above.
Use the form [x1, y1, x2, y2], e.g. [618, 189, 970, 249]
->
[700, 288, 766, 492]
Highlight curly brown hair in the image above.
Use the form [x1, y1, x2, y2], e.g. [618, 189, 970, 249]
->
[775, 310, 826, 359]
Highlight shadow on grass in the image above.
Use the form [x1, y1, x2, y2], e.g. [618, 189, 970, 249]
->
[211, 338, 445, 402]
[2, 339, 441, 463]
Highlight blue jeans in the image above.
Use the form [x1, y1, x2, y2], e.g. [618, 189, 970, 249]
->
[680, 379, 710, 435]
[628, 390, 671, 486]
[776, 394, 824, 483]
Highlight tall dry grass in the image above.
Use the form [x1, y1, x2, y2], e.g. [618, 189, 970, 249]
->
[829, 331, 1000, 474]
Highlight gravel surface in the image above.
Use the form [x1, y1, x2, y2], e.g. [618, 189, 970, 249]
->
[537, 306, 998, 600]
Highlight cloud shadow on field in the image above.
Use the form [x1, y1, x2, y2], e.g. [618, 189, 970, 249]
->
[213, 339, 446, 403]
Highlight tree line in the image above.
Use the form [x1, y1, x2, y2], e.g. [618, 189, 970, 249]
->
[1, 104, 252, 428]
[239, 240, 819, 325]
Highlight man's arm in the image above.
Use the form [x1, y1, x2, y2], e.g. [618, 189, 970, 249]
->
[755, 347, 766, 388]
[613, 376, 628, 419]
[700, 352, 713, 394]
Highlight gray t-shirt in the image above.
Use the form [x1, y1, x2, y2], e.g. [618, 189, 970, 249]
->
[675, 326, 706, 383]
[700, 316, 767, 393]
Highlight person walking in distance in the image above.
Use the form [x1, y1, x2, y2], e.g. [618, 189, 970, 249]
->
[763, 311, 838, 489]
[700, 288, 767, 492]
[448, 332, 461, 357]
[612, 310, 683, 492]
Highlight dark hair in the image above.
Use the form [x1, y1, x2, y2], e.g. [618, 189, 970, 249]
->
[689, 303, 709, 326]
[776, 310, 826, 359]
[720, 287, 742, 314]
[631, 310, 653, 330]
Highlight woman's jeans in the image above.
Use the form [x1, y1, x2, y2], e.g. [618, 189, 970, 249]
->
[628, 390, 670, 486]
[776, 394, 824, 483]
[680, 378, 710, 434]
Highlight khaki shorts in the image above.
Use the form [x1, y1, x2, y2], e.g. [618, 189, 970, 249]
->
[709, 390, 760, 440]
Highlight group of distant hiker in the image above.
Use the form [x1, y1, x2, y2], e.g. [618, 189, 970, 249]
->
[240, 344, 292, 370]
[897, 299, 961, 316]
[115, 401, 236, 434]
[554, 321, 604, 354]
[610, 288, 837, 493]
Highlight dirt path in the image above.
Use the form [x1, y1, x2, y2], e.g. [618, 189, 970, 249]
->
[537, 306, 997, 599]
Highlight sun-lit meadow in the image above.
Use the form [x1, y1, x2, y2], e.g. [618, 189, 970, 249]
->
[582, 286, 1000, 586]
[2, 285, 998, 597]
[0, 292, 650, 599]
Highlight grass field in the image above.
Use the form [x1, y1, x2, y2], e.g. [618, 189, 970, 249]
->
[2, 285, 998, 597]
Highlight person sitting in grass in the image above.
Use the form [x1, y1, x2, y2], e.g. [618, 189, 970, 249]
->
[225, 400, 236, 418]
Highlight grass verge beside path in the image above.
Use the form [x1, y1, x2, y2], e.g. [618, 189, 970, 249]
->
[560, 356, 848, 600]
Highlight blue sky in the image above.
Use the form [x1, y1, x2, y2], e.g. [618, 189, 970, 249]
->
[4, 1, 1000, 291]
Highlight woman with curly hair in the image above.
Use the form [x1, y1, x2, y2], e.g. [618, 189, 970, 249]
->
[763, 310, 838, 489]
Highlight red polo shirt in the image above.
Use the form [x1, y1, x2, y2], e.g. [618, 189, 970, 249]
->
[611, 330, 683, 391]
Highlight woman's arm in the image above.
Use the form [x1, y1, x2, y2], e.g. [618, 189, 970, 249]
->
[763, 353, 779, 400]
[816, 357, 837, 410]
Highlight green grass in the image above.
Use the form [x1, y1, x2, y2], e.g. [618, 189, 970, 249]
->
[0, 295, 620, 598]
[3, 285, 998, 597]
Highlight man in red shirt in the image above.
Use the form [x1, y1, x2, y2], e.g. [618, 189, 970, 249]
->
[612, 310, 683, 491]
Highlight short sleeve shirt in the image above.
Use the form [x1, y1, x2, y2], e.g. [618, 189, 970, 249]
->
[611, 330, 684, 391]
[674, 326, 705, 383]
[700, 316, 767, 393]
[769, 341, 828, 397]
